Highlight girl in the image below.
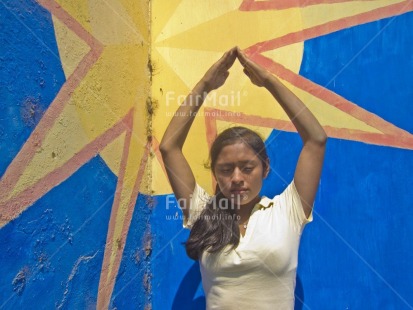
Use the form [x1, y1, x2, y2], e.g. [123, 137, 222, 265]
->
[160, 47, 327, 309]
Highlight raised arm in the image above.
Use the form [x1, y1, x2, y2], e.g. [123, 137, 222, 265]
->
[160, 47, 237, 217]
[237, 48, 327, 218]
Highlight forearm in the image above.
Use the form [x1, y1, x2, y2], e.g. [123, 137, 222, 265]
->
[264, 75, 327, 144]
[161, 47, 236, 153]
[160, 81, 209, 152]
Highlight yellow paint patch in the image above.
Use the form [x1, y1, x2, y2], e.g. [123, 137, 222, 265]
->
[151, 48, 191, 137]
[262, 42, 304, 74]
[152, 0, 192, 40]
[100, 133, 126, 177]
[155, 47, 225, 89]
[10, 103, 90, 199]
[52, 16, 90, 79]
[54, 0, 92, 33]
[151, 154, 171, 195]
[156, 8, 303, 52]
[103, 128, 149, 281]
[88, 0, 146, 45]
[73, 45, 148, 141]
[155, 0, 243, 43]
[118, 0, 150, 41]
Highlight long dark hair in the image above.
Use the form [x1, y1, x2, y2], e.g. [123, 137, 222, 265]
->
[185, 127, 269, 260]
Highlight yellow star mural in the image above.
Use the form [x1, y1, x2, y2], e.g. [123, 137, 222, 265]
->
[151, 0, 413, 196]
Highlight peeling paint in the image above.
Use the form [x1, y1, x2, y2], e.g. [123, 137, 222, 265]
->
[146, 58, 158, 82]
[20, 96, 44, 128]
[57, 251, 98, 310]
[140, 224, 153, 307]
[144, 237, 152, 258]
[145, 97, 158, 116]
[12, 267, 29, 296]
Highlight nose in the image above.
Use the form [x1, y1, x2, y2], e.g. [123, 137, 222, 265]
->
[231, 167, 244, 184]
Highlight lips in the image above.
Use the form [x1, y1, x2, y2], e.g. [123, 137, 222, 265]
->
[230, 188, 248, 195]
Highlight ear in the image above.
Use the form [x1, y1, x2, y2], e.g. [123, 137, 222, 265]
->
[263, 159, 270, 178]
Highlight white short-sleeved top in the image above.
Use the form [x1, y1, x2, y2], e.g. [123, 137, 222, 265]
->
[183, 181, 313, 310]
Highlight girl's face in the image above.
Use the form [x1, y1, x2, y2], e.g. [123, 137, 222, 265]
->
[213, 142, 268, 209]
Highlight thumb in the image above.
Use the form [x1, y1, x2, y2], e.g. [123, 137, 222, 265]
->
[222, 71, 230, 81]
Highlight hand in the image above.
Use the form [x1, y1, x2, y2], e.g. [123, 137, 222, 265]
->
[198, 47, 237, 93]
[236, 47, 271, 87]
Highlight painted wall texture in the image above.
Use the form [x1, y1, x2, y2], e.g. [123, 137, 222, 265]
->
[1, 0, 413, 309]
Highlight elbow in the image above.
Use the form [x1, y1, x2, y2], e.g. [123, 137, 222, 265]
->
[316, 132, 328, 146]
[307, 131, 328, 147]
[159, 140, 179, 157]
[159, 141, 170, 156]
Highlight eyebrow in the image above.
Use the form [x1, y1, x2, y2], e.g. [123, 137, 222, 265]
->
[238, 160, 257, 165]
[216, 160, 258, 167]
[216, 163, 233, 168]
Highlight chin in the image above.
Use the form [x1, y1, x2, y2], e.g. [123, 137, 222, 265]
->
[229, 194, 254, 207]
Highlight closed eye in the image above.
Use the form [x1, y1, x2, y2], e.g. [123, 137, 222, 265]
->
[217, 166, 233, 174]
[242, 167, 254, 173]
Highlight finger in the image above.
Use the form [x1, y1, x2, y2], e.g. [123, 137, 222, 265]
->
[221, 48, 237, 69]
[237, 49, 262, 73]
[219, 47, 236, 62]
[243, 69, 255, 84]
[225, 51, 237, 69]
[216, 71, 230, 88]
[236, 47, 249, 67]
[214, 50, 230, 68]
[228, 46, 238, 55]
[236, 46, 244, 58]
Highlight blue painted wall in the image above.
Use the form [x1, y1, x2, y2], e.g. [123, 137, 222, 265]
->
[0, 0, 149, 308]
[0, 156, 116, 308]
[296, 11, 413, 308]
[0, 0, 66, 175]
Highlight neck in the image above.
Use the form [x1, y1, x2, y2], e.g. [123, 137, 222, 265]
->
[235, 195, 260, 221]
